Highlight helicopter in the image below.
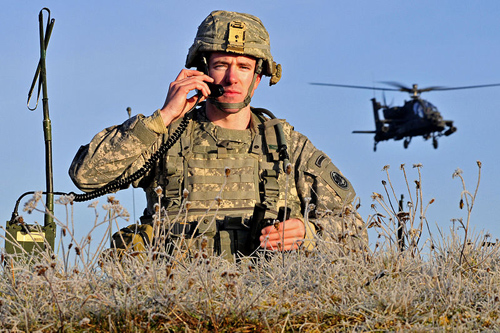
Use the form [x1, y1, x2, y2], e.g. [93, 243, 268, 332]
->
[311, 81, 500, 151]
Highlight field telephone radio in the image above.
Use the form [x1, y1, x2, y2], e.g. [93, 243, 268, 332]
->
[5, 8, 56, 256]
[4, 7, 227, 256]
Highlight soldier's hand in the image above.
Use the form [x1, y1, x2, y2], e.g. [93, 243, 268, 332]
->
[160, 69, 214, 127]
[259, 218, 305, 251]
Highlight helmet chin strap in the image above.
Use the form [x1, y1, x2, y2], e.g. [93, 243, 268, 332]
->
[208, 59, 263, 113]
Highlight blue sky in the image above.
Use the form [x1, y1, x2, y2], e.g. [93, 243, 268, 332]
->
[2, 1, 500, 250]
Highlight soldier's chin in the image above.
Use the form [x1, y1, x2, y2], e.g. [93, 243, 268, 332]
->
[220, 107, 243, 114]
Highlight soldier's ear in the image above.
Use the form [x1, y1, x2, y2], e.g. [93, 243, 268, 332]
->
[251, 75, 262, 95]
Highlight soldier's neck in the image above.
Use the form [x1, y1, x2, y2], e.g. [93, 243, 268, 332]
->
[205, 102, 251, 130]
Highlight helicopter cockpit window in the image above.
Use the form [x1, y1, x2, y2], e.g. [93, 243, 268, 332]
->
[413, 102, 425, 118]
[423, 100, 438, 112]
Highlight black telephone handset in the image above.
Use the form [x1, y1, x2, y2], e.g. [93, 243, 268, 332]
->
[206, 82, 224, 98]
[197, 55, 224, 98]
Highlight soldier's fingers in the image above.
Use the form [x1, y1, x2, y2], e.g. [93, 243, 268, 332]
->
[260, 238, 303, 250]
[260, 229, 302, 243]
[260, 223, 304, 240]
[174, 69, 208, 81]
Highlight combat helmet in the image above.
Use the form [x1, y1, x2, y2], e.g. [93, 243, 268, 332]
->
[186, 10, 282, 110]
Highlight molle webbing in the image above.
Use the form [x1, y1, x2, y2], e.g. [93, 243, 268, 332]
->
[158, 108, 294, 221]
[186, 156, 259, 203]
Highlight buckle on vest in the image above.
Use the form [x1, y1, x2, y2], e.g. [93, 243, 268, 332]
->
[219, 216, 247, 230]
[262, 170, 280, 198]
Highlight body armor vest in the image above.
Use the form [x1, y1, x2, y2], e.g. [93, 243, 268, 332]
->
[149, 107, 301, 259]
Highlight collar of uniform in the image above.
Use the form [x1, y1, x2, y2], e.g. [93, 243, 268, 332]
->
[196, 105, 256, 145]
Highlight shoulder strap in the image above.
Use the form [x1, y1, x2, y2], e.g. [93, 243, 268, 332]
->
[252, 108, 290, 170]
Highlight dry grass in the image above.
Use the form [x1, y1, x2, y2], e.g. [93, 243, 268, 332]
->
[1, 162, 500, 332]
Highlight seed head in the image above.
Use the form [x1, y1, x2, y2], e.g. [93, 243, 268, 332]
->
[56, 194, 75, 206]
[274, 220, 280, 230]
[452, 168, 463, 178]
[155, 186, 163, 196]
[107, 196, 117, 204]
[88, 201, 98, 208]
[201, 236, 208, 250]
[224, 167, 231, 177]
[35, 265, 48, 276]
[183, 188, 189, 199]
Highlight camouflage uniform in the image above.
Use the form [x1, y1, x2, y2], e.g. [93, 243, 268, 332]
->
[69, 10, 367, 259]
[70, 105, 367, 256]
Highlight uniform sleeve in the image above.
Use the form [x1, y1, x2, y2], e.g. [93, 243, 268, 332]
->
[69, 111, 165, 192]
[288, 128, 368, 246]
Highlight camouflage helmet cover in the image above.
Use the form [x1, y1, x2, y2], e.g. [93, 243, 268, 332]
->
[186, 10, 282, 85]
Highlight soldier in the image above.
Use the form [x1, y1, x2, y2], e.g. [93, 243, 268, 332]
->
[69, 10, 367, 261]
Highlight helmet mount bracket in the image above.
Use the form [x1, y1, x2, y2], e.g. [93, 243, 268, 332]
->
[226, 21, 246, 54]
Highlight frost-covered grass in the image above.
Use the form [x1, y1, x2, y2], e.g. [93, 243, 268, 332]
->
[1, 162, 499, 332]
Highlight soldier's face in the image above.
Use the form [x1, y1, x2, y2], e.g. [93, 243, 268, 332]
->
[208, 52, 261, 107]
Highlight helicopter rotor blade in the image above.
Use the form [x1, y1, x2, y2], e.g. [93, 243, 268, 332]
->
[310, 82, 399, 92]
[428, 83, 500, 91]
[379, 81, 412, 92]
[311, 81, 500, 96]
[417, 86, 446, 92]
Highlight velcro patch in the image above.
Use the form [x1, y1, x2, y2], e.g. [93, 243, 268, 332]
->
[307, 150, 355, 202]
[315, 154, 326, 168]
[330, 171, 349, 189]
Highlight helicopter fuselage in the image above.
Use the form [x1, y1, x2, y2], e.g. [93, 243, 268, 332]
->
[311, 80, 500, 151]
[354, 97, 457, 150]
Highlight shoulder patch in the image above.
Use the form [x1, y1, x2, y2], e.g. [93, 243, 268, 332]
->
[307, 150, 355, 202]
[315, 154, 326, 168]
[330, 171, 349, 189]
